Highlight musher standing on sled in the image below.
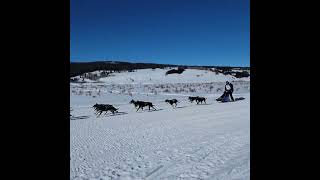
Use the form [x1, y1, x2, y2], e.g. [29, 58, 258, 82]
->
[217, 81, 234, 101]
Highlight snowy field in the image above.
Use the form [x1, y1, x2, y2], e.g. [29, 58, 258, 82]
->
[74, 68, 250, 84]
[70, 68, 250, 180]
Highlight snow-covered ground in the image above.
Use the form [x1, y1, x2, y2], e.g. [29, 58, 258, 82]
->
[70, 68, 250, 180]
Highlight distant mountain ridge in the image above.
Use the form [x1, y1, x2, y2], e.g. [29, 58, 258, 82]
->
[70, 60, 249, 77]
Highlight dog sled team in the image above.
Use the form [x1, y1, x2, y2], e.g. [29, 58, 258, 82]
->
[72, 81, 244, 117]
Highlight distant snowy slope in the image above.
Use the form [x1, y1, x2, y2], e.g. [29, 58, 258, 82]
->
[93, 69, 249, 84]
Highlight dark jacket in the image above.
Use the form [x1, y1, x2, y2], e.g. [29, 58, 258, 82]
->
[225, 83, 234, 93]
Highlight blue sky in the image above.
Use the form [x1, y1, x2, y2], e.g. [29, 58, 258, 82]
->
[71, 0, 249, 66]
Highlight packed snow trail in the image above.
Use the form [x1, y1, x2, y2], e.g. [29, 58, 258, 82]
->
[70, 93, 249, 180]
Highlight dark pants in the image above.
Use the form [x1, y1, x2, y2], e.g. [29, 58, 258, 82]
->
[218, 90, 234, 101]
[226, 91, 234, 101]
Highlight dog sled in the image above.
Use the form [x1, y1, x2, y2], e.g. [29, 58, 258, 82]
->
[216, 92, 245, 103]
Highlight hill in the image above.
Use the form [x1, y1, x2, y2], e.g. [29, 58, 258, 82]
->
[70, 60, 249, 77]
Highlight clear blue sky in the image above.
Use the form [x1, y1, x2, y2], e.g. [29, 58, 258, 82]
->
[71, 0, 249, 66]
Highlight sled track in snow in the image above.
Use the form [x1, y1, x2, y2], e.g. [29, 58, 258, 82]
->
[144, 132, 249, 180]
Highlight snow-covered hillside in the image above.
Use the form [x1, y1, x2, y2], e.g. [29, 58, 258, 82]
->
[70, 68, 250, 180]
[73, 68, 250, 84]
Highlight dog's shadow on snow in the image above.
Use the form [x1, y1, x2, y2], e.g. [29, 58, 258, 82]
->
[136, 108, 164, 113]
[102, 112, 128, 117]
[152, 108, 164, 112]
[196, 103, 212, 105]
[70, 115, 90, 120]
